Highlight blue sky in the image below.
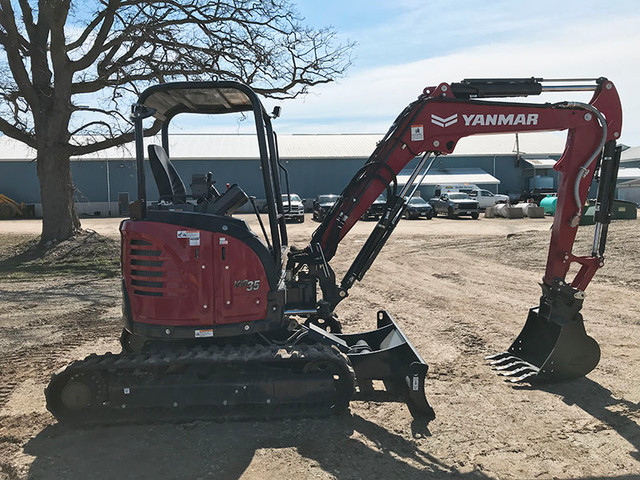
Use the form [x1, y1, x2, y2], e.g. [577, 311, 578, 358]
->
[252, 0, 640, 146]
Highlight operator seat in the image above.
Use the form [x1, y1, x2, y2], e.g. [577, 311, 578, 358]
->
[148, 144, 187, 204]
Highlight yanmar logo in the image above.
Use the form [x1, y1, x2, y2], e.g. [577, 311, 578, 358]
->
[430, 113, 540, 128]
[462, 113, 539, 126]
[431, 114, 457, 128]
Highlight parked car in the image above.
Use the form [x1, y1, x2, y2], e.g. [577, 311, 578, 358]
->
[281, 193, 305, 223]
[459, 187, 509, 210]
[435, 183, 508, 210]
[362, 194, 387, 220]
[403, 196, 433, 219]
[430, 192, 479, 219]
[518, 187, 557, 205]
[312, 194, 339, 222]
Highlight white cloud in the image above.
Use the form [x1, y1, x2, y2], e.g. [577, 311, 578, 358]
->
[266, 15, 640, 145]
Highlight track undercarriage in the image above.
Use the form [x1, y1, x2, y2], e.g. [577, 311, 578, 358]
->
[45, 342, 355, 425]
[45, 311, 435, 425]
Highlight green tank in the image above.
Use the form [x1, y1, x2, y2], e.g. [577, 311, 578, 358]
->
[539, 195, 557, 215]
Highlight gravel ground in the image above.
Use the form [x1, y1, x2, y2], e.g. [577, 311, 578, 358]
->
[0, 213, 638, 480]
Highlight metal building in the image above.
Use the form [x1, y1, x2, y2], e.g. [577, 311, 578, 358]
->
[617, 147, 640, 205]
[0, 132, 638, 216]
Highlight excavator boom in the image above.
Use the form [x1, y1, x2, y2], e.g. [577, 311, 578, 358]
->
[298, 77, 622, 383]
[312, 77, 621, 267]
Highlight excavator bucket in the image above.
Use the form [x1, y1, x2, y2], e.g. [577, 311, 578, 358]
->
[486, 306, 601, 383]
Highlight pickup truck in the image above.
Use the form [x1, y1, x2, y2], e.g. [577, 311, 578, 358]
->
[459, 187, 509, 210]
[430, 192, 479, 219]
[281, 193, 305, 223]
[518, 188, 556, 205]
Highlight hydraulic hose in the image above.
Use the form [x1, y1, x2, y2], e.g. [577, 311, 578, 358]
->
[559, 102, 607, 226]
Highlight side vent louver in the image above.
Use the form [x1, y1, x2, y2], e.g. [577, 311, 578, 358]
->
[130, 239, 153, 246]
[128, 238, 165, 297]
[130, 249, 162, 256]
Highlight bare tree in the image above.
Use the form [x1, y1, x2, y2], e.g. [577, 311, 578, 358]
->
[0, 0, 353, 242]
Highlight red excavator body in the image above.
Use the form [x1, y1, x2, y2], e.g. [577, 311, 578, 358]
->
[46, 77, 622, 425]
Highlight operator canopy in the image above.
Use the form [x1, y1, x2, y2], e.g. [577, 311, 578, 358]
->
[138, 82, 257, 121]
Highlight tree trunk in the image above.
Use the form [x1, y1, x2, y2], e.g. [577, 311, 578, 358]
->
[36, 140, 81, 244]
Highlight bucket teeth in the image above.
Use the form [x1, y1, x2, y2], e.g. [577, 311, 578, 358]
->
[497, 364, 536, 376]
[487, 355, 520, 368]
[485, 352, 511, 361]
[494, 361, 530, 372]
[506, 370, 538, 383]
[486, 352, 540, 383]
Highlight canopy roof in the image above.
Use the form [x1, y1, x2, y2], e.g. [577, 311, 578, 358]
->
[138, 82, 258, 121]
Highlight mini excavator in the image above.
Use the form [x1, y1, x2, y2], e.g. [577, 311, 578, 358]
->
[46, 77, 622, 424]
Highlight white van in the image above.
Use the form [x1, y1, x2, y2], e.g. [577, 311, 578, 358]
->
[434, 184, 509, 210]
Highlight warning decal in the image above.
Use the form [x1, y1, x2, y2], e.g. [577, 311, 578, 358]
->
[177, 230, 201, 246]
[195, 329, 214, 338]
[411, 124, 424, 141]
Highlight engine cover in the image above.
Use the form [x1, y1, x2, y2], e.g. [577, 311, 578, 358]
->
[121, 219, 271, 329]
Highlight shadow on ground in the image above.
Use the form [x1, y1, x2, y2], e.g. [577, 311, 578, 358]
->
[537, 377, 640, 461]
[24, 414, 492, 480]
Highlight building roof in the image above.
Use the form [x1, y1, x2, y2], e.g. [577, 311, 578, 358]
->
[162, 133, 384, 159]
[618, 178, 640, 188]
[0, 136, 36, 161]
[0, 131, 577, 162]
[617, 167, 640, 181]
[451, 132, 568, 156]
[621, 146, 640, 163]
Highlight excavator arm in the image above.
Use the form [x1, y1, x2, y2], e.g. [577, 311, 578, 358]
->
[289, 77, 622, 383]
[313, 77, 621, 262]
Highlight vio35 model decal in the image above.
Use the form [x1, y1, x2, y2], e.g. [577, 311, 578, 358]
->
[234, 279, 261, 291]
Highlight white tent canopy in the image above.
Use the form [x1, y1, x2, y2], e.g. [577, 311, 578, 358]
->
[524, 158, 557, 169]
[397, 168, 499, 186]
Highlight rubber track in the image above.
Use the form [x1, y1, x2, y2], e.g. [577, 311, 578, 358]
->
[45, 342, 355, 425]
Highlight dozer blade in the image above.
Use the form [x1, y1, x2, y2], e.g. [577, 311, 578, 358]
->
[487, 306, 600, 383]
[310, 310, 435, 422]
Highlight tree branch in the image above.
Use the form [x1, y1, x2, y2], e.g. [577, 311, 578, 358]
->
[70, 0, 120, 72]
[0, 0, 37, 106]
[68, 118, 162, 156]
[66, 8, 107, 52]
[2, 0, 354, 151]
[0, 115, 36, 147]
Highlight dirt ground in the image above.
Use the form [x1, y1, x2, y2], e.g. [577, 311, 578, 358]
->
[0, 213, 639, 480]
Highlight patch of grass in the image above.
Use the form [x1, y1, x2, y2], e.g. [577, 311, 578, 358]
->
[0, 230, 120, 279]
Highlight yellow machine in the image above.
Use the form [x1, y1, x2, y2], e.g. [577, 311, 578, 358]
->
[0, 194, 25, 219]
